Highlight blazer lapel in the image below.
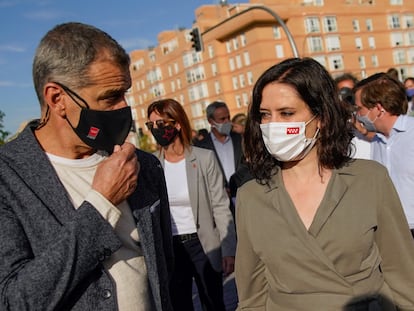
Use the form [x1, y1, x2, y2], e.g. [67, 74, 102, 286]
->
[185, 150, 199, 225]
[271, 170, 350, 285]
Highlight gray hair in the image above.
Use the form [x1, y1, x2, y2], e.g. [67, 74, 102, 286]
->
[32, 22, 130, 108]
[205, 101, 228, 120]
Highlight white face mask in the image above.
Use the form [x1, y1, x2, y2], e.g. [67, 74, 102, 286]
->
[212, 121, 232, 136]
[260, 116, 319, 162]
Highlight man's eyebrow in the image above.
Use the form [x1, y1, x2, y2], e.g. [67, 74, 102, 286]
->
[98, 88, 126, 99]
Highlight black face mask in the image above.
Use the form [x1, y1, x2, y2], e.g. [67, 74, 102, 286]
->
[55, 82, 132, 153]
[71, 106, 132, 153]
[151, 125, 178, 147]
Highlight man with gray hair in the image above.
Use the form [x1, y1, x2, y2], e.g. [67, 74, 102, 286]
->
[194, 101, 244, 217]
[0, 22, 173, 310]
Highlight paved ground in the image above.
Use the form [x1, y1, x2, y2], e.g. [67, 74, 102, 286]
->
[193, 272, 238, 311]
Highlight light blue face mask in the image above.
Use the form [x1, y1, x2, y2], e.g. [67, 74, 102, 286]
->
[356, 109, 377, 133]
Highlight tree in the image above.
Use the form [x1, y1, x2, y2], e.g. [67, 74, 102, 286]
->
[0, 110, 10, 145]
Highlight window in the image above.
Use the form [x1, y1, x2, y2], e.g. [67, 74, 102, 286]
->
[247, 71, 254, 85]
[313, 56, 326, 67]
[371, 55, 378, 67]
[236, 55, 242, 69]
[366, 19, 373, 31]
[391, 32, 404, 46]
[229, 58, 235, 71]
[308, 36, 323, 52]
[243, 51, 251, 66]
[390, 0, 403, 4]
[305, 17, 320, 33]
[408, 48, 414, 64]
[242, 93, 249, 106]
[240, 33, 247, 46]
[328, 55, 344, 71]
[406, 31, 414, 45]
[393, 50, 406, 64]
[368, 36, 376, 49]
[389, 15, 401, 29]
[214, 81, 221, 95]
[233, 38, 239, 50]
[355, 37, 363, 50]
[211, 63, 218, 76]
[325, 36, 341, 51]
[239, 74, 246, 88]
[323, 16, 337, 32]
[232, 76, 239, 90]
[208, 45, 214, 58]
[235, 95, 242, 108]
[403, 14, 414, 28]
[273, 26, 281, 39]
[191, 103, 203, 118]
[353, 19, 360, 32]
[226, 41, 232, 53]
[358, 56, 366, 68]
[275, 44, 284, 58]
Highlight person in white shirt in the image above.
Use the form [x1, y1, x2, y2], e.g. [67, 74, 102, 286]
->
[354, 72, 414, 238]
[146, 98, 237, 311]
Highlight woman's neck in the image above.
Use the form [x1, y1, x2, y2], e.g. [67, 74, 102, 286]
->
[163, 140, 185, 162]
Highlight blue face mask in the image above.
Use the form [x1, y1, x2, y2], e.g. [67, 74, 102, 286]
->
[406, 88, 414, 99]
[356, 109, 377, 133]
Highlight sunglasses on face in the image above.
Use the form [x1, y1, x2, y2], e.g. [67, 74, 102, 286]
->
[145, 119, 175, 130]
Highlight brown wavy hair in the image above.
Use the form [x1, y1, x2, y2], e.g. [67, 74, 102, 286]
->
[244, 57, 353, 185]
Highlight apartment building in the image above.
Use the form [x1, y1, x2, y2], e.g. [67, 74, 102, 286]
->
[128, 0, 414, 139]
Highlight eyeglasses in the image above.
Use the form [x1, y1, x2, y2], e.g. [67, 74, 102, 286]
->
[145, 119, 175, 130]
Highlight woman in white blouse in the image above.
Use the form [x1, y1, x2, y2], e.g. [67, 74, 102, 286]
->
[146, 98, 237, 311]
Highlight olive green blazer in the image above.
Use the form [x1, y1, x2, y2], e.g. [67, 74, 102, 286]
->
[235, 159, 414, 311]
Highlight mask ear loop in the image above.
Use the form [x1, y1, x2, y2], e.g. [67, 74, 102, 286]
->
[36, 105, 50, 130]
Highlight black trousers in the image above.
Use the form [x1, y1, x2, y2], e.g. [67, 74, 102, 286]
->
[170, 235, 226, 311]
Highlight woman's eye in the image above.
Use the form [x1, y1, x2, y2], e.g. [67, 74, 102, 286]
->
[260, 112, 271, 119]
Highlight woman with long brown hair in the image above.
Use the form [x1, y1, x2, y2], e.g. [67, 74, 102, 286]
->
[146, 98, 237, 311]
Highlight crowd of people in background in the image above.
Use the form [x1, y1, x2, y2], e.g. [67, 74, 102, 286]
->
[0, 21, 413, 311]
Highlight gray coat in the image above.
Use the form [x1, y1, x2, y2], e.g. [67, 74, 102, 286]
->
[0, 123, 174, 311]
[157, 146, 236, 272]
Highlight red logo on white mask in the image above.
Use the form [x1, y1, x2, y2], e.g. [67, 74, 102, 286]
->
[286, 127, 300, 134]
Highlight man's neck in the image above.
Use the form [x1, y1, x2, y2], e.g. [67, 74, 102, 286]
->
[212, 129, 228, 143]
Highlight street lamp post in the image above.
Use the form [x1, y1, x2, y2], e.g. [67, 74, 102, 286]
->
[202, 4, 299, 58]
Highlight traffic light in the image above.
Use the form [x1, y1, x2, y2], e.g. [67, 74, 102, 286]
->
[190, 28, 203, 52]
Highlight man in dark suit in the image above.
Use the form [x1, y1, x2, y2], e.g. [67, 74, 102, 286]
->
[194, 101, 244, 217]
[0, 22, 173, 311]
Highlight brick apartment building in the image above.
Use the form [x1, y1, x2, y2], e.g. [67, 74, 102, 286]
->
[127, 0, 414, 145]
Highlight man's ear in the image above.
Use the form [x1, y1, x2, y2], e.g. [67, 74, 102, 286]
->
[44, 82, 66, 117]
[375, 103, 385, 113]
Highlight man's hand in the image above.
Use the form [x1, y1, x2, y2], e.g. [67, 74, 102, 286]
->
[92, 143, 139, 205]
[222, 256, 235, 277]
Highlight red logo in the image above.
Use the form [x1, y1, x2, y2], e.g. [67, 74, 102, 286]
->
[87, 127, 100, 140]
[286, 127, 300, 135]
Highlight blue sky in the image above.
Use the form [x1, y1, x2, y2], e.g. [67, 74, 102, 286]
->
[0, 0, 246, 136]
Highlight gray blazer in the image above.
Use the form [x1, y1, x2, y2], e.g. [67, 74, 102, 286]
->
[0, 123, 174, 311]
[157, 146, 236, 272]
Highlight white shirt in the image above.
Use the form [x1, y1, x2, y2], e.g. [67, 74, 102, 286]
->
[164, 158, 197, 235]
[47, 152, 150, 311]
[371, 114, 414, 228]
[211, 132, 235, 183]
